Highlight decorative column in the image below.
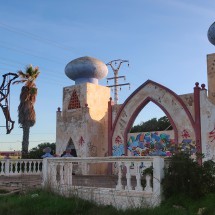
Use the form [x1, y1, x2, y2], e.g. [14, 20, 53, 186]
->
[194, 82, 202, 165]
[144, 174, 152, 192]
[116, 161, 124, 190]
[108, 97, 114, 174]
[42, 158, 48, 187]
[60, 162, 64, 185]
[5, 159, 10, 176]
[152, 157, 164, 206]
[125, 162, 132, 190]
[135, 162, 143, 191]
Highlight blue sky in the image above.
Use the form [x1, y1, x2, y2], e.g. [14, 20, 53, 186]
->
[0, 0, 214, 151]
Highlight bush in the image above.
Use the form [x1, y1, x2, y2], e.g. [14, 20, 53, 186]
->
[162, 153, 215, 199]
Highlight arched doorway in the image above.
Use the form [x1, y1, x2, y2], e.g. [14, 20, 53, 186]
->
[128, 102, 174, 156]
[67, 137, 77, 157]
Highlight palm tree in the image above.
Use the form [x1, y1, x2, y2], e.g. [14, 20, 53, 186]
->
[14, 65, 40, 158]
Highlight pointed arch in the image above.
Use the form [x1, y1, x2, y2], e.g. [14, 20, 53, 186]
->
[111, 80, 195, 156]
[67, 137, 77, 157]
[124, 97, 178, 144]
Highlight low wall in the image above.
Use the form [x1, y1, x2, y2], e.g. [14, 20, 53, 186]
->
[42, 156, 165, 209]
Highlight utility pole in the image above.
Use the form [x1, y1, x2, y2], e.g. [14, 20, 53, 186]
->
[106, 59, 130, 104]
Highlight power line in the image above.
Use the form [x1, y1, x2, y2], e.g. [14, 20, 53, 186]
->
[0, 39, 68, 62]
[0, 140, 55, 143]
[0, 21, 79, 53]
[0, 43, 64, 64]
[0, 58, 65, 79]
[0, 60, 71, 86]
[3, 132, 56, 135]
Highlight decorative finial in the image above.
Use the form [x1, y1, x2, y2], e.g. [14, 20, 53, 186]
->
[57, 107, 61, 112]
[195, 82, 199, 87]
[201, 84, 206, 90]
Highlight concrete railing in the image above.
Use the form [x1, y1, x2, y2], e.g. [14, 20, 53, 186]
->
[0, 159, 43, 176]
[42, 156, 165, 209]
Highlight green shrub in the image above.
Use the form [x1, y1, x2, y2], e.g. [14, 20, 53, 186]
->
[162, 153, 215, 199]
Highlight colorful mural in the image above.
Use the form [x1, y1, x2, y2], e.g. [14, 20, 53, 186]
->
[178, 129, 196, 155]
[112, 135, 125, 156]
[127, 130, 196, 157]
[127, 131, 174, 156]
[113, 144, 124, 156]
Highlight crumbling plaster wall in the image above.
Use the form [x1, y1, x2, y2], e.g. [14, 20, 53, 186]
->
[207, 53, 215, 105]
[200, 89, 215, 161]
[56, 83, 110, 163]
[179, 93, 194, 119]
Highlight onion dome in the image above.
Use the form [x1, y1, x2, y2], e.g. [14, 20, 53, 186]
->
[208, 22, 215, 46]
[65, 56, 108, 85]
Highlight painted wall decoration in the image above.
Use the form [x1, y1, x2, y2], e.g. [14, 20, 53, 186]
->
[87, 142, 97, 156]
[113, 135, 125, 156]
[127, 131, 174, 156]
[178, 129, 196, 155]
[79, 136, 85, 147]
[209, 127, 215, 143]
[127, 130, 196, 157]
[181, 129, 190, 139]
[113, 144, 124, 156]
[115, 136, 122, 144]
[205, 127, 215, 158]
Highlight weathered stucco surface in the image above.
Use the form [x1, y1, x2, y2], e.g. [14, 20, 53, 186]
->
[56, 83, 110, 173]
[179, 93, 194, 119]
[207, 53, 215, 105]
[200, 89, 215, 161]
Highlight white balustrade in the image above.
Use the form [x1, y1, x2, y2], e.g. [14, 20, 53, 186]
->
[0, 159, 43, 176]
[42, 156, 164, 196]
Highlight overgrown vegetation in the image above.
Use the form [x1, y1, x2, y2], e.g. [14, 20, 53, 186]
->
[162, 153, 215, 199]
[130, 116, 172, 133]
[0, 189, 215, 215]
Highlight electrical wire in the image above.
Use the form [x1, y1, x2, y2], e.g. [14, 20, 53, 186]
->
[0, 21, 79, 53]
[0, 43, 64, 64]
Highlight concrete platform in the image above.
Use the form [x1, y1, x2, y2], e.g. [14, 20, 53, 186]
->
[0, 175, 42, 193]
[0, 174, 137, 191]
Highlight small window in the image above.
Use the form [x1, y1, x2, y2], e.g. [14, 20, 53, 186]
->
[68, 90, 81, 109]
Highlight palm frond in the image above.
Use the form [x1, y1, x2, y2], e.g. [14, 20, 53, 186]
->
[13, 80, 27, 85]
[17, 71, 27, 79]
[14, 65, 40, 86]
